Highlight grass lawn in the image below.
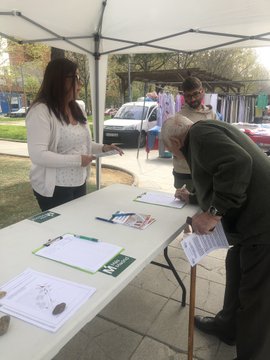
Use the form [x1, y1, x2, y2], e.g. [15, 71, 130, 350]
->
[0, 125, 27, 141]
[0, 115, 110, 141]
[0, 155, 133, 229]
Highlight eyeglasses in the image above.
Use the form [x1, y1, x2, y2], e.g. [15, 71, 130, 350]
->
[184, 89, 203, 100]
[66, 74, 81, 83]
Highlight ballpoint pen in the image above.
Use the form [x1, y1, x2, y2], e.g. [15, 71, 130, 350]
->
[95, 216, 115, 224]
[74, 234, 99, 242]
[175, 184, 186, 201]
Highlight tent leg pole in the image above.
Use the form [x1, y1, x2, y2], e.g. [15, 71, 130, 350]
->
[94, 39, 101, 189]
[137, 82, 147, 159]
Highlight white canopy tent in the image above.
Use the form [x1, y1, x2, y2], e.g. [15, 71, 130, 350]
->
[1, 0, 270, 185]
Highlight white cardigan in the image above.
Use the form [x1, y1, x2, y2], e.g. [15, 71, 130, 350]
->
[26, 103, 103, 197]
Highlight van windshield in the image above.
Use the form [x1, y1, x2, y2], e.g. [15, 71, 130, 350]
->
[114, 105, 148, 120]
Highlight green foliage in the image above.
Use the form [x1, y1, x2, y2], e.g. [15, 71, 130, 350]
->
[109, 49, 270, 100]
[0, 118, 94, 142]
[0, 125, 27, 141]
[65, 51, 92, 114]
[0, 156, 40, 228]
[24, 75, 41, 102]
[189, 48, 270, 94]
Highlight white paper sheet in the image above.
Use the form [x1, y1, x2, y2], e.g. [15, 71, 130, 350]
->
[93, 149, 118, 158]
[0, 268, 96, 332]
[181, 222, 229, 266]
[34, 234, 123, 273]
[134, 191, 185, 209]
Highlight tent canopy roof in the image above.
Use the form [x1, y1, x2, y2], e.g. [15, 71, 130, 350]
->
[1, 0, 270, 56]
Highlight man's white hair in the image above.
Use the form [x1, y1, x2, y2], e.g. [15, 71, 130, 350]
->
[161, 114, 193, 148]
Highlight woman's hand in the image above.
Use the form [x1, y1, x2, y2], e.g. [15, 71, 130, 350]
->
[81, 155, 96, 167]
[102, 144, 124, 156]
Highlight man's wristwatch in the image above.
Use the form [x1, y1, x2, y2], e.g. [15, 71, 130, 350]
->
[207, 205, 224, 217]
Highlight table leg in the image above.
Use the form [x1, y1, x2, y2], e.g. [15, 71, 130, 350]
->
[151, 247, 186, 306]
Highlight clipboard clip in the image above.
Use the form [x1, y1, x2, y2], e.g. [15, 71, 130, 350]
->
[136, 192, 146, 199]
[44, 236, 63, 247]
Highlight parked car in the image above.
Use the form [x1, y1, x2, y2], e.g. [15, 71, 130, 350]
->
[8, 107, 29, 118]
[103, 101, 157, 147]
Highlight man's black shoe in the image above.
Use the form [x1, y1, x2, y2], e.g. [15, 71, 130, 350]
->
[194, 315, 236, 346]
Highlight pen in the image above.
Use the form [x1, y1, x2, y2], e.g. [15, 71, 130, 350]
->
[112, 212, 136, 217]
[180, 184, 196, 196]
[74, 234, 99, 242]
[175, 184, 186, 200]
[95, 216, 115, 224]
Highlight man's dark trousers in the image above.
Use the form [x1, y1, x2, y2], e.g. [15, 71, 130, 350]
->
[215, 241, 270, 359]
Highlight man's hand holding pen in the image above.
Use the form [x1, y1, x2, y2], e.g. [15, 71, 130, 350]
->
[174, 184, 191, 204]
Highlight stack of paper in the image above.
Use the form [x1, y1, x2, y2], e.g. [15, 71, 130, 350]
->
[181, 222, 229, 266]
[33, 234, 124, 273]
[0, 268, 96, 332]
[112, 211, 156, 230]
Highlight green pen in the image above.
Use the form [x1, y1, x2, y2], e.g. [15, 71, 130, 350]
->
[74, 234, 99, 242]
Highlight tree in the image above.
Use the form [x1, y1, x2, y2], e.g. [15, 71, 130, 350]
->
[2, 40, 50, 107]
[65, 51, 91, 114]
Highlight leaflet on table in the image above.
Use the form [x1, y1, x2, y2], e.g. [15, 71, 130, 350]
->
[181, 222, 229, 266]
[134, 191, 185, 209]
[93, 149, 119, 158]
[0, 268, 96, 332]
[33, 233, 124, 273]
[110, 211, 156, 229]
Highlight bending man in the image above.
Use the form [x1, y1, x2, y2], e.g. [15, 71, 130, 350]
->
[161, 114, 270, 360]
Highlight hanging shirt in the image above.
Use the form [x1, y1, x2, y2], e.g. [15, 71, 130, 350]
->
[256, 93, 268, 109]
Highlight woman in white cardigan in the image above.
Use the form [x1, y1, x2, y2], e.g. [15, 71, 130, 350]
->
[26, 58, 122, 211]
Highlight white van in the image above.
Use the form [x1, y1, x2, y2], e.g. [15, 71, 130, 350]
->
[103, 101, 157, 147]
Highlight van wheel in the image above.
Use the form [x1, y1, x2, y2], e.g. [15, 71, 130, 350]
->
[137, 132, 146, 148]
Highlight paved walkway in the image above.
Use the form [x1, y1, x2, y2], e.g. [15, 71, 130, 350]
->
[0, 140, 236, 360]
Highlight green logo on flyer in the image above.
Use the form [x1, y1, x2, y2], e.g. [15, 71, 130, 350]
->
[99, 254, 136, 277]
[29, 211, 60, 223]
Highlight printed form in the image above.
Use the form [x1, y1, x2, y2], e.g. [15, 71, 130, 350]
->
[181, 222, 229, 266]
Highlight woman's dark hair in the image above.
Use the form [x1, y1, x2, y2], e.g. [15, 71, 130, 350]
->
[32, 58, 86, 124]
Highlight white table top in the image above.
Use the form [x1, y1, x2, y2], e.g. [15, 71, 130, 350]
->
[0, 184, 198, 360]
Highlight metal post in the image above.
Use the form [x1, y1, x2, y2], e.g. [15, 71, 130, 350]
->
[94, 34, 101, 189]
[136, 82, 147, 159]
[128, 56, 132, 102]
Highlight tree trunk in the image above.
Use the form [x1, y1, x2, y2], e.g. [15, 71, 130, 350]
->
[51, 47, 65, 60]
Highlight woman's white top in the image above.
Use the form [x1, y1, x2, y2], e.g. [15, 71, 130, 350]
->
[55, 123, 88, 187]
[26, 103, 103, 197]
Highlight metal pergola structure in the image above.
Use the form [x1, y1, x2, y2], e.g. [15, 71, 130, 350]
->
[116, 69, 244, 97]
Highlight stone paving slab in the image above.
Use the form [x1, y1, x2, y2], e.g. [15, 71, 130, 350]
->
[54, 317, 143, 360]
[99, 285, 168, 334]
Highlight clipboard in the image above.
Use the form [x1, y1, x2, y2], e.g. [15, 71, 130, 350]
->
[33, 233, 124, 274]
[134, 191, 185, 209]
